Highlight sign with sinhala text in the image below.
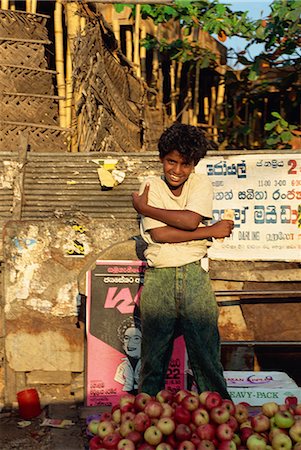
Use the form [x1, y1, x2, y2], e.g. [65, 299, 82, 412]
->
[196, 154, 301, 261]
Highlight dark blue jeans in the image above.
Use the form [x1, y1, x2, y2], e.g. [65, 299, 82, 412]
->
[138, 261, 229, 398]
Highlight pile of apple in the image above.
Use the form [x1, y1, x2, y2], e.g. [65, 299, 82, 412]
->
[86, 389, 301, 450]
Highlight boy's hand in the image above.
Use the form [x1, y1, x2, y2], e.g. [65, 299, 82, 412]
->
[210, 220, 234, 239]
[132, 183, 149, 214]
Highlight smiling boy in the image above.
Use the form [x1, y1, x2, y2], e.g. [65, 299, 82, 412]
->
[132, 123, 234, 398]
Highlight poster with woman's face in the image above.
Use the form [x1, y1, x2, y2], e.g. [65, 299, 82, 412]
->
[86, 260, 186, 407]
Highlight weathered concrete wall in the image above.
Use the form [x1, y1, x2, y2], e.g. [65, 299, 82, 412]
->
[2, 217, 138, 405]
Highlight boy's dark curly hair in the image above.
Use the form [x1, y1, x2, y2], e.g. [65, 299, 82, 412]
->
[158, 122, 216, 165]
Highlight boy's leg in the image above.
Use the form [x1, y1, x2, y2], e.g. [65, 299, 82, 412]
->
[180, 262, 230, 399]
[138, 267, 177, 396]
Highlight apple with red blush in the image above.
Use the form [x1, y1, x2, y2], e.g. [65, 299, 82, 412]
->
[234, 403, 249, 424]
[217, 440, 237, 450]
[210, 405, 230, 424]
[182, 394, 200, 411]
[197, 439, 215, 450]
[196, 423, 216, 441]
[134, 392, 152, 411]
[156, 389, 174, 404]
[251, 413, 270, 433]
[133, 411, 151, 432]
[192, 407, 210, 426]
[215, 423, 234, 442]
[205, 391, 223, 410]
[144, 400, 163, 418]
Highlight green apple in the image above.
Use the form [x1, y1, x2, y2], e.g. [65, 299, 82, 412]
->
[274, 411, 295, 429]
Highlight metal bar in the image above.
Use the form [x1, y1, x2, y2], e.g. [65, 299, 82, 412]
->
[215, 290, 301, 297]
[222, 341, 301, 346]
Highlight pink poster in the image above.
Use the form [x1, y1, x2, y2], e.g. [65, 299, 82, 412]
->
[86, 260, 186, 407]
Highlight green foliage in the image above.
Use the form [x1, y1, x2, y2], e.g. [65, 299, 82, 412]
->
[264, 112, 297, 148]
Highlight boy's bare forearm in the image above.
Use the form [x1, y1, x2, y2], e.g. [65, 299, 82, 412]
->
[132, 184, 201, 230]
[150, 220, 234, 243]
[142, 204, 201, 231]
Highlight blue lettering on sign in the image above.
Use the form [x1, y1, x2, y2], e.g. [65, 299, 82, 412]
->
[207, 160, 247, 179]
[254, 205, 277, 224]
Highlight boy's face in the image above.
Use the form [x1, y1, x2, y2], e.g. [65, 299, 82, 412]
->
[161, 150, 195, 195]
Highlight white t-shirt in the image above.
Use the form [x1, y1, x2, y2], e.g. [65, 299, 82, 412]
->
[140, 173, 213, 268]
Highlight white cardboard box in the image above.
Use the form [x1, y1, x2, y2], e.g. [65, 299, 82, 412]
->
[224, 371, 301, 406]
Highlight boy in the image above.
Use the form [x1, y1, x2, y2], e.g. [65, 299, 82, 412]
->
[132, 123, 234, 398]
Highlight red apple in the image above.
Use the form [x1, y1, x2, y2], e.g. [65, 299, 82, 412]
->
[240, 427, 253, 444]
[97, 421, 115, 439]
[102, 431, 121, 449]
[215, 423, 234, 442]
[144, 425, 163, 446]
[134, 392, 152, 411]
[191, 432, 201, 447]
[144, 400, 163, 418]
[192, 407, 210, 426]
[227, 416, 239, 432]
[126, 430, 143, 446]
[175, 423, 192, 442]
[133, 411, 151, 432]
[156, 389, 174, 404]
[157, 417, 176, 436]
[174, 405, 192, 424]
[210, 406, 230, 424]
[101, 412, 112, 422]
[196, 423, 216, 441]
[251, 414, 270, 433]
[182, 394, 200, 411]
[89, 435, 104, 450]
[175, 390, 190, 404]
[178, 440, 196, 450]
[166, 433, 178, 448]
[197, 440, 215, 450]
[218, 440, 236, 450]
[205, 391, 223, 410]
[137, 444, 156, 450]
[222, 399, 236, 416]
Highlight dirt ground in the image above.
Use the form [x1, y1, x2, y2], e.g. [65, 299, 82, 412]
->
[0, 403, 88, 450]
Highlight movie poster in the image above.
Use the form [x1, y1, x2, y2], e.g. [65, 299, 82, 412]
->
[86, 260, 186, 407]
